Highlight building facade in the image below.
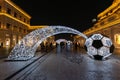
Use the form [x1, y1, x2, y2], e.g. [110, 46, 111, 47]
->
[0, 0, 31, 48]
[83, 0, 120, 51]
[0, 0, 55, 57]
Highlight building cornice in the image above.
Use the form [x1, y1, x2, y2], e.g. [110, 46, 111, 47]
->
[0, 13, 30, 28]
[98, 0, 120, 19]
[5, 0, 31, 19]
[29, 26, 47, 30]
[84, 17, 120, 35]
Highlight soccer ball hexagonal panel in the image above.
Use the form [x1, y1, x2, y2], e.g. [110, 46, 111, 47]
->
[85, 38, 93, 47]
[101, 37, 112, 47]
[87, 46, 97, 55]
[91, 34, 103, 40]
[98, 46, 110, 56]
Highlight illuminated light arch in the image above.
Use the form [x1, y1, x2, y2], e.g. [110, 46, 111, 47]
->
[8, 26, 87, 60]
[56, 39, 67, 44]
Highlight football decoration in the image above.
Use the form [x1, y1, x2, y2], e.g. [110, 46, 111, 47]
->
[84, 34, 114, 60]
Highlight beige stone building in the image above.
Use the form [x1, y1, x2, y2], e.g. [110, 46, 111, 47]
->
[83, 0, 120, 50]
[0, 0, 31, 48]
[0, 0, 55, 55]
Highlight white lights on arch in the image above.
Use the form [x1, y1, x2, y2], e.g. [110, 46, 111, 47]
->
[8, 26, 87, 60]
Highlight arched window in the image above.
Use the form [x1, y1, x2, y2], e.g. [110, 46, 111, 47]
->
[115, 34, 120, 45]
[6, 38, 10, 47]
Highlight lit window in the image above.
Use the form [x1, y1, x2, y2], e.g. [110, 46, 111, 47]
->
[13, 35, 16, 46]
[115, 34, 120, 44]
[18, 36, 21, 44]
[6, 38, 10, 47]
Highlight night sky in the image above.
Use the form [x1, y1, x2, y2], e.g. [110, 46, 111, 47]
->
[11, 0, 113, 32]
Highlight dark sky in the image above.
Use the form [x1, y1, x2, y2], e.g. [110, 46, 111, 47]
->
[11, 0, 113, 32]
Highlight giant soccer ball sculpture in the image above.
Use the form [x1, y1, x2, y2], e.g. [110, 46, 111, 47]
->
[85, 34, 114, 60]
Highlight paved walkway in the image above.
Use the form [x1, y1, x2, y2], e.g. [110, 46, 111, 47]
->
[0, 48, 120, 80]
[0, 52, 45, 80]
[10, 53, 120, 80]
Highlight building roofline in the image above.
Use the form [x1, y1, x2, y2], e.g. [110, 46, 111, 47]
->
[84, 17, 120, 35]
[97, 0, 119, 18]
[5, 0, 31, 19]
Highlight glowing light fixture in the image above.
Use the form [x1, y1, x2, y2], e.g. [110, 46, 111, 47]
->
[85, 34, 114, 60]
